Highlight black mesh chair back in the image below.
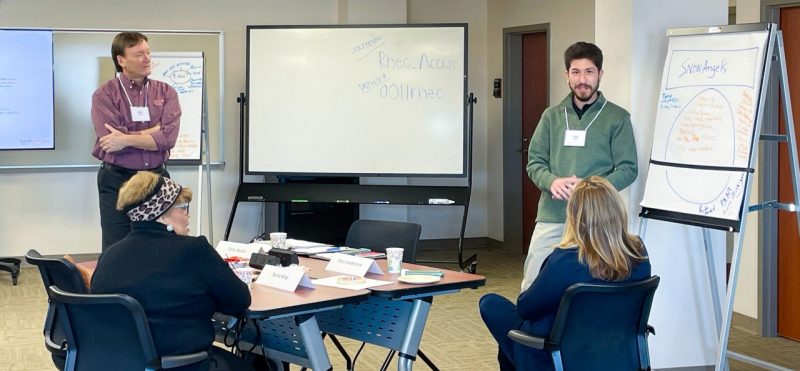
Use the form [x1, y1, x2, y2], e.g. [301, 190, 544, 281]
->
[47, 285, 208, 371]
[345, 219, 422, 263]
[510, 275, 660, 371]
[25, 249, 89, 370]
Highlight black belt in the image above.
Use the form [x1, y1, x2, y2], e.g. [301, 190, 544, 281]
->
[101, 162, 166, 175]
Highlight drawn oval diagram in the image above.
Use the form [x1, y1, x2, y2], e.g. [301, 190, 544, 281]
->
[664, 88, 735, 204]
[169, 70, 191, 85]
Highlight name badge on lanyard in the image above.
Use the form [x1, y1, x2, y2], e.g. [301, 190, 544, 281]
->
[563, 100, 608, 148]
[130, 106, 151, 122]
[119, 77, 151, 122]
[564, 129, 586, 147]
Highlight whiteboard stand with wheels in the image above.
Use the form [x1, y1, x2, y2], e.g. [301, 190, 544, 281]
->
[638, 23, 799, 371]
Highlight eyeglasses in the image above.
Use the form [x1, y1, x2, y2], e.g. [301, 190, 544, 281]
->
[172, 202, 190, 215]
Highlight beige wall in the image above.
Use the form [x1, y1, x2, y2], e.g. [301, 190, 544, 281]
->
[0, 0, 496, 255]
[0, 0, 341, 255]
[485, 0, 595, 241]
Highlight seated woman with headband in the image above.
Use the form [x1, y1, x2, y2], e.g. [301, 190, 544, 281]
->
[479, 176, 651, 371]
[91, 171, 253, 371]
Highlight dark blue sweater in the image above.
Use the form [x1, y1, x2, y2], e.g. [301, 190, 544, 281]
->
[516, 246, 651, 336]
[91, 221, 251, 359]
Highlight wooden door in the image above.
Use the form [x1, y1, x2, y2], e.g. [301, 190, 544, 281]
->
[778, 5, 800, 341]
[521, 32, 548, 253]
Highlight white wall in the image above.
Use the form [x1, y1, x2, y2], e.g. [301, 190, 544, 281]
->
[0, 0, 491, 256]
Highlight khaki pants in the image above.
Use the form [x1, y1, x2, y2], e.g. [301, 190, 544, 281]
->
[520, 222, 565, 292]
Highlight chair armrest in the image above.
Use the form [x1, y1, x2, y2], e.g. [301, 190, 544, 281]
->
[44, 336, 66, 353]
[508, 329, 547, 350]
[161, 350, 209, 369]
[646, 325, 655, 336]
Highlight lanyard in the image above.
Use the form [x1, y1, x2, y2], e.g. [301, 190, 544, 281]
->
[564, 98, 608, 133]
[118, 76, 149, 109]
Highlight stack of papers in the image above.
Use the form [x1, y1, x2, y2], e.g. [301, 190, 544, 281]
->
[400, 269, 443, 277]
[313, 276, 393, 290]
[311, 248, 372, 260]
[293, 245, 338, 255]
[286, 239, 331, 249]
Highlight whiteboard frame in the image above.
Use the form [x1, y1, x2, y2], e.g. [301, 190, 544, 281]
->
[244, 23, 469, 178]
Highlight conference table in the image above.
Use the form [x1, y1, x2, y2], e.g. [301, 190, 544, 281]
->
[81, 256, 486, 371]
[247, 257, 485, 371]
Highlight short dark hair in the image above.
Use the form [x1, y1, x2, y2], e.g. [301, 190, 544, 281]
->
[564, 42, 603, 71]
[111, 32, 148, 73]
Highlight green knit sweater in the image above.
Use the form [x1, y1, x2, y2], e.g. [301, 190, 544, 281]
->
[526, 92, 638, 223]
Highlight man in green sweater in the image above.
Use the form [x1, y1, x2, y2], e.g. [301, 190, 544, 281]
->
[521, 42, 638, 291]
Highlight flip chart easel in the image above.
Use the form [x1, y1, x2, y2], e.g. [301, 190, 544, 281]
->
[638, 23, 800, 371]
[150, 52, 214, 241]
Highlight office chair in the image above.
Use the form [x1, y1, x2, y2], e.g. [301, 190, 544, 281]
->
[47, 285, 209, 371]
[345, 219, 422, 263]
[508, 275, 660, 371]
[25, 249, 90, 370]
[319, 219, 428, 371]
[0, 257, 20, 285]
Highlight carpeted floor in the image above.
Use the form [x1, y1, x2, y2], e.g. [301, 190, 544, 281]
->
[0, 246, 798, 370]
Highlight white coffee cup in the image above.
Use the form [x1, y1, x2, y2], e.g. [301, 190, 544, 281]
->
[270, 232, 287, 249]
[386, 247, 404, 274]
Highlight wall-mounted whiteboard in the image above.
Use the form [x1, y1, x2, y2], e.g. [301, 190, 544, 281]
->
[0, 29, 54, 150]
[640, 26, 771, 225]
[150, 52, 204, 162]
[0, 29, 222, 169]
[246, 24, 467, 176]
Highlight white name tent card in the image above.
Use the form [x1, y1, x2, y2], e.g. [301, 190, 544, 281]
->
[255, 265, 314, 292]
[215, 241, 265, 259]
[325, 253, 384, 277]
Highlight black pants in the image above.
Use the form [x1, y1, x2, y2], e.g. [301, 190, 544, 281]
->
[97, 163, 169, 251]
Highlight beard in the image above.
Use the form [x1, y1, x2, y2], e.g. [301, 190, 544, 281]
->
[570, 82, 599, 102]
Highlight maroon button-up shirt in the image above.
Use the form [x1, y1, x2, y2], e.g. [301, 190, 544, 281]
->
[91, 74, 181, 170]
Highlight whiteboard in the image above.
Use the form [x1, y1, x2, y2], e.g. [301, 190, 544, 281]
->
[0, 29, 54, 150]
[246, 24, 467, 176]
[641, 27, 770, 222]
[150, 52, 204, 162]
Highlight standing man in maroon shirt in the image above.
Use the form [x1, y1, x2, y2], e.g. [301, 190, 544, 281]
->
[91, 32, 181, 251]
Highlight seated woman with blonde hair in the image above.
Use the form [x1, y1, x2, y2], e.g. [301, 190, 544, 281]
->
[91, 171, 253, 371]
[479, 176, 651, 371]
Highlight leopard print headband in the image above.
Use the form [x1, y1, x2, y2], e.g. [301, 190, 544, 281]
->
[126, 176, 182, 222]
